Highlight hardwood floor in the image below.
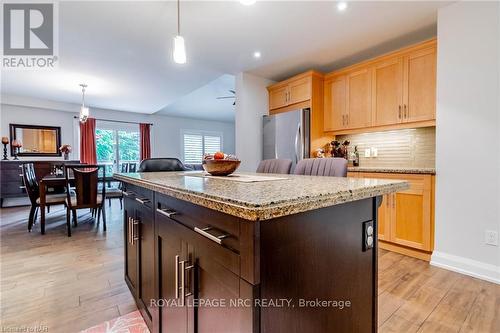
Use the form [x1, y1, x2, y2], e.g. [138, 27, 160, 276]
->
[1, 202, 499, 332]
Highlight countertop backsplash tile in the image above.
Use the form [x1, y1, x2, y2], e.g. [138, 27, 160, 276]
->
[337, 127, 435, 169]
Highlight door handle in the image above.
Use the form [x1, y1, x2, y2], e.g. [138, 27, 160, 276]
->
[194, 226, 229, 245]
[398, 105, 402, 119]
[179, 259, 194, 307]
[128, 217, 132, 244]
[135, 197, 150, 205]
[404, 104, 408, 119]
[294, 122, 301, 163]
[132, 219, 139, 244]
[175, 255, 180, 299]
[156, 208, 177, 218]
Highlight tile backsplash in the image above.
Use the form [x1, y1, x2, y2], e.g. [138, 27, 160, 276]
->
[336, 127, 435, 168]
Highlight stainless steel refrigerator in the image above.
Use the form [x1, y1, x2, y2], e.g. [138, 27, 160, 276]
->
[262, 108, 310, 169]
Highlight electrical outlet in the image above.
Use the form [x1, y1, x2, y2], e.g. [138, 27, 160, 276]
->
[485, 230, 499, 246]
[364, 148, 371, 158]
[371, 147, 378, 157]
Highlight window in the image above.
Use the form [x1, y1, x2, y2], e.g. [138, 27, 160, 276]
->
[182, 131, 222, 163]
[96, 126, 140, 175]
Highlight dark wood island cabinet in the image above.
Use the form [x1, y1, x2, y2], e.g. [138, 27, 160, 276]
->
[116, 172, 407, 333]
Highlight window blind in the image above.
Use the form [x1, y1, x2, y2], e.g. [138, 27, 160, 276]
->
[183, 132, 222, 163]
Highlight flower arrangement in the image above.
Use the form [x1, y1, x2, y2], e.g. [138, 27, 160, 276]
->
[60, 144, 72, 160]
[59, 144, 72, 154]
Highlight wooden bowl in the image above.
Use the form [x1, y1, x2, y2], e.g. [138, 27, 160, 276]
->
[202, 159, 241, 176]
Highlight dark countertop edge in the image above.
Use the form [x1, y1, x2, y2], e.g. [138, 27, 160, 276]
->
[113, 173, 409, 221]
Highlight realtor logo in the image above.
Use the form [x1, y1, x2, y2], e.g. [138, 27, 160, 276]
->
[2, 2, 58, 69]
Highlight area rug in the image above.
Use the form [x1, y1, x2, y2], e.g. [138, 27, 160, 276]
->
[80, 310, 149, 333]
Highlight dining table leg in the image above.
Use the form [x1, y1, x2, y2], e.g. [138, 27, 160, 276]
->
[39, 180, 46, 235]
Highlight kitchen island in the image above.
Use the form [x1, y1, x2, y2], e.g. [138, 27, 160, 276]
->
[114, 171, 407, 333]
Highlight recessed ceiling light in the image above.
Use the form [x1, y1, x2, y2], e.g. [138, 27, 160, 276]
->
[253, 51, 261, 59]
[337, 2, 348, 11]
[240, 0, 256, 6]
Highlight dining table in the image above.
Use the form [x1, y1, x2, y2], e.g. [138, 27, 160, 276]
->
[38, 174, 116, 234]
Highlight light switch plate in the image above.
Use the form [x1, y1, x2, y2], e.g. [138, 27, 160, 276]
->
[364, 149, 371, 158]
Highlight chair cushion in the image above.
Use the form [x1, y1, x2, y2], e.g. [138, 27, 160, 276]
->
[66, 194, 103, 207]
[36, 193, 68, 204]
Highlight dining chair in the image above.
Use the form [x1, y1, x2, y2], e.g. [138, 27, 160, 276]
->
[294, 158, 348, 177]
[128, 163, 137, 173]
[256, 159, 293, 174]
[120, 163, 129, 173]
[21, 163, 68, 232]
[64, 164, 106, 237]
[138, 158, 187, 172]
[105, 182, 123, 208]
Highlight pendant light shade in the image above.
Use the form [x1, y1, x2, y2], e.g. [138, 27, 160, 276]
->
[173, 35, 186, 64]
[79, 84, 89, 123]
[173, 0, 186, 64]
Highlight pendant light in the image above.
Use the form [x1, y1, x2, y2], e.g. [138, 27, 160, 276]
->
[173, 0, 186, 64]
[79, 84, 89, 123]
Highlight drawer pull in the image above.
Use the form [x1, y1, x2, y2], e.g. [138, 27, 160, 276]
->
[135, 197, 150, 205]
[123, 191, 134, 197]
[19, 186, 26, 189]
[156, 208, 177, 218]
[194, 227, 229, 245]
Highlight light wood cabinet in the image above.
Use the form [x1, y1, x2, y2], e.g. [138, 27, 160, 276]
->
[346, 68, 372, 129]
[403, 47, 436, 122]
[323, 39, 436, 135]
[372, 57, 404, 126]
[268, 75, 312, 111]
[348, 172, 435, 261]
[269, 85, 288, 110]
[324, 76, 346, 131]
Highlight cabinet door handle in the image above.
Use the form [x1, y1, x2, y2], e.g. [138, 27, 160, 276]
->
[194, 226, 229, 245]
[398, 105, 402, 119]
[179, 259, 194, 307]
[127, 217, 131, 244]
[175, 255, 180, 299]
[346, 114, 349, 125]
[404, 104, 407, 119]
[156, 208, 177, 218]
[135, 197, 150, 205]
[132, 219, 139, 243]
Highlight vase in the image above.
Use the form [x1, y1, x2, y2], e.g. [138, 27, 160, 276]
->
[64, 152, 69, 160]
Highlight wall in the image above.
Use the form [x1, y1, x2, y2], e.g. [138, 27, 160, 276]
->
[235, 72, 274, 171]
[337, 127, 435, 169]
[0, 95, 235, 162]
[434, 1, 500, 283]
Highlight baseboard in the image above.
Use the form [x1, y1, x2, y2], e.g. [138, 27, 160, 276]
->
[431, 251, 500, 285]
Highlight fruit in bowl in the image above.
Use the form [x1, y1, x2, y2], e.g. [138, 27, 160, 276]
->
[202, 152, 241, 176]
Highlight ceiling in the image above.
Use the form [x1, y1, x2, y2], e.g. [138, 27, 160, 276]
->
[157, 74, 235, 121]
[1, 1, 450, 121]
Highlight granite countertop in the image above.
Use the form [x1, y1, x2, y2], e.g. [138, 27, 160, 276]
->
[347, 166, 436, 175]
[114, 171, 408, 221]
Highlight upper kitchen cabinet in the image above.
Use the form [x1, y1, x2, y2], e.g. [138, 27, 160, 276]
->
[372, 57, 404, 126]
[403, 46, 437, 122]
[324, 38, 437, 134]
[267, 71, 320, 113]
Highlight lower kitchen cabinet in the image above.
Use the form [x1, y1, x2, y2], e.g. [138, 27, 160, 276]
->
[348, 172, 435, 260]
[123, 184, 155, 330]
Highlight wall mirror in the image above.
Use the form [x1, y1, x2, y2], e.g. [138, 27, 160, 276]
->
[9, 124, 62, 157]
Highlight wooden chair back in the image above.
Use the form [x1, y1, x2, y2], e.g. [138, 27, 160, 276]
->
[64, 164, 105, 208]
[21, 163, 39, 205]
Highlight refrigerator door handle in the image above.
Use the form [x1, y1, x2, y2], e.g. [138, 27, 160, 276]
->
[294, 122, 301, 163]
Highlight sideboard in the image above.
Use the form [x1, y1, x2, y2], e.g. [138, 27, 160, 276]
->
[0, 160, 79, 207]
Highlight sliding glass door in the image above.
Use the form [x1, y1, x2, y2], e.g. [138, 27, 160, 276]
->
[96, 127, 140, 175]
